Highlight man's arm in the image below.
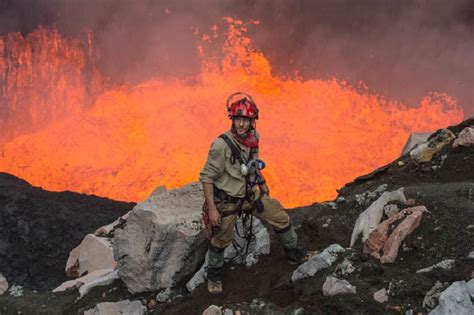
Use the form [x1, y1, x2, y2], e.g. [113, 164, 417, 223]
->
[202, 182, 221, 226]
[200, 140, 226, 226]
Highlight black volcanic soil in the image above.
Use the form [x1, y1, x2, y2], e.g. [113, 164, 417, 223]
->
[0, 173, 135, 291]
[0, 118, 473, 315]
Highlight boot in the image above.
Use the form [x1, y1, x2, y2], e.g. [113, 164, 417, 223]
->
[207, 245, 225, 294]
[207, 267, 223, 295]
[275, 225, 317, 265]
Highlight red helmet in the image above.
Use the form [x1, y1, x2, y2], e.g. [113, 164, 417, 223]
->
[226, 92, 259, 120]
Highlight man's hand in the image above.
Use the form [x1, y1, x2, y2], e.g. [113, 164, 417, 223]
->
[208, 205, 221, 226]
[259, 183, 270, 196]
[202, 182, 221, 226]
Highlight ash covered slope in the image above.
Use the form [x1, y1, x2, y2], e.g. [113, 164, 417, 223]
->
[0, 173, 135, 291]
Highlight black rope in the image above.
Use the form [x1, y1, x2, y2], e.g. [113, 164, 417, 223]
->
[228, 211, 255, 264]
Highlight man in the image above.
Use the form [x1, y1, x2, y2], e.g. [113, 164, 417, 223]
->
[199, 92, 315, 294]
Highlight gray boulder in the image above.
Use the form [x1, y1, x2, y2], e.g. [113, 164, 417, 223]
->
[292, 244, 345, 282]
[429, 281, 474, 315]
[322, 276, 356, 296]
[114, 182, 207, 293]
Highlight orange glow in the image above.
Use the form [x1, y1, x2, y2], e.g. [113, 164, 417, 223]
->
[0, 19, 464, 207]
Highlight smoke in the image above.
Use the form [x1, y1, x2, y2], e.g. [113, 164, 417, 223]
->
[0, 0, 473, 116]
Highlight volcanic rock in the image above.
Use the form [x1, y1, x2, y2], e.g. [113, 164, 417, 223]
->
[291, 244, 345, 282]
[202, 305, 222, 315]
[65, 234, 116, 278]
[410, 128, 455, 163]
[350, 187, 407, 247]
[416, 259, 455, 273]
[114, 182, 207, 293]
[429, 281, 474, 315]
[453, 126, 474, 148]
[334, 258, 355, 276]
[84, 299, 146, 315]
[364, 206, 429, 262]
[156, 287, 172, 302]
[423, 281, 450, 310]
[53, 268, 114, 293]
[354, 184, 387, 206]
[380, 206, 429, 263]
[322, 276, 356, 296]
[0, 274, 8, 295]
[8, 285, 23, 297]
[78, 270, 119, 298]
[373, 288, 389, 303]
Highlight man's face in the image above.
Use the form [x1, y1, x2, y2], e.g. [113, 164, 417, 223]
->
[233, 116, 252, 136]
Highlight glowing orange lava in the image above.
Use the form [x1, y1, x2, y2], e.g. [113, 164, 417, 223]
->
[0, 19, 464, 207]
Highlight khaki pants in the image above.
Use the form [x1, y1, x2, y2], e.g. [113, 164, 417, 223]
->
[210, 192, 289, 249]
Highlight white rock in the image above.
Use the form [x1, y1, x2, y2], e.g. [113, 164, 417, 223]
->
[429, 281, 474, 315]
[334, 258, 355, 276]
[79, 269, 119, 298]
[66, 234, 115, 277]
[114, 182, 207, 293]
[322, 276, 356, 296]
[84, 299, 146, 315]
[354, 184, 388, 206]
[416, 259, 455, 273]
[186, 216, 270, 292]
[373, 288, 389, 303]
[0, 274, 8, 296]
[203, 305, 222, 315]
[468, 251, 474, 259]
[156, 287, 172, 302]
[350, 188, 406, 247]
[53, 268, 114, 292]
[453, 126, 474, 148]
[291, 244, 345, 282]
[8, 285, 23, 297]
[383, 204, 400, 218]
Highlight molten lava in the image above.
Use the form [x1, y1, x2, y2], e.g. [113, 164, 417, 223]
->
[0, 19, 464, 207]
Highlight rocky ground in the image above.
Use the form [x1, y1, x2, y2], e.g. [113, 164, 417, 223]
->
[0, 118, 473, 314]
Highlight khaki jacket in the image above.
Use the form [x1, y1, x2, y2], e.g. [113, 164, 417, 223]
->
[199, 130, 259, 198]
